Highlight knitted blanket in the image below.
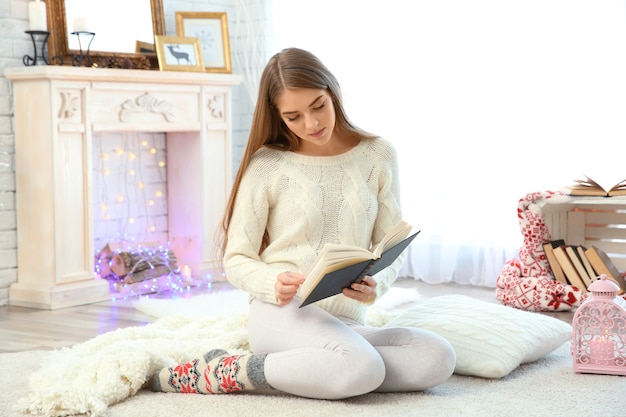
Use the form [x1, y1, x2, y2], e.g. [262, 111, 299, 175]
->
[496, 191, 586, 311]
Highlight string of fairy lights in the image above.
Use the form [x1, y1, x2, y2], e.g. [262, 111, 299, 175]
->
[92, 131, 167, 246]
[92, 131, 200, 297]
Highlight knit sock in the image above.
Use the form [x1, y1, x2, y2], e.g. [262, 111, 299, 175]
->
[148, 349, 271, 394]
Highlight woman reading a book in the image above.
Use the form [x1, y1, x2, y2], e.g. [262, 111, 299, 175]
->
[148, 48, 455, 398]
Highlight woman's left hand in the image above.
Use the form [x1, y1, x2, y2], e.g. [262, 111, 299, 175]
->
[342, 275, 377, 304]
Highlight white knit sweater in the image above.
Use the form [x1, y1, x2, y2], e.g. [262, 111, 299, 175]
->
[223, 138, 405, 323]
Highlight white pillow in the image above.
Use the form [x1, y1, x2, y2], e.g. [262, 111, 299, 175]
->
[384, 294, 572, 378]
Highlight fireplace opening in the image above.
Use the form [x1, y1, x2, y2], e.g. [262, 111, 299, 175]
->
[91, 131, 203, 296]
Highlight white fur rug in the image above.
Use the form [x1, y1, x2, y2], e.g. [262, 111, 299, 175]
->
[133, 286, 419, 323]
[3, 343, 624, 417]
[4, 288, 625, 417]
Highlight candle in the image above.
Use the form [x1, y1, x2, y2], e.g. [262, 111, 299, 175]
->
[73, 17, 90, 33]
[589, 335, 616, 363]
[28, 0, 47, 31]
[181, 265, 192, 281]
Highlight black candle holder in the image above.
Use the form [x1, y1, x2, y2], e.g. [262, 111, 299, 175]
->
[71, 31, 96, 67]
[23, 30, 50, 66]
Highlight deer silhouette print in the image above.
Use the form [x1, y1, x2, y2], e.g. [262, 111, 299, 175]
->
[166, 44, 192, 65]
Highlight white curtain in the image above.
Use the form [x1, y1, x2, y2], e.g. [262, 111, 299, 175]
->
[270, 0, 626, 286]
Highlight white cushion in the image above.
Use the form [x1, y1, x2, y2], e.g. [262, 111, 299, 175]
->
[384, 294, 572, 378]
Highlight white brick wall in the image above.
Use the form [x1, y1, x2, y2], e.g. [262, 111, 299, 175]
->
[92, 131, 170, 251]
[0, 0, 269, 306]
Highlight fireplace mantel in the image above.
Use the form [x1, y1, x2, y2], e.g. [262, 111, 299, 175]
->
[5, 66, 242, 309]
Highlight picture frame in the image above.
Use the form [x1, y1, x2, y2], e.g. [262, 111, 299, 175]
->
[154, 36, 204, 72]
[135, 40, 155, 54]
[175, 11, 232, 73]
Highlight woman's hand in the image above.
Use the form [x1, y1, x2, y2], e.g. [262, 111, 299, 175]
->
[342, 275, 377, 304]
[275, 271, 305, 306]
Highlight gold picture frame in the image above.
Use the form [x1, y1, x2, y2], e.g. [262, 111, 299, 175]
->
[154, 36, 204, 72]
[135, 41, 155, 54]
[175, 11, 232, 73]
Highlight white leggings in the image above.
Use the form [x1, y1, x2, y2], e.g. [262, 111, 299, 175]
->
[248, 298, 456, 399]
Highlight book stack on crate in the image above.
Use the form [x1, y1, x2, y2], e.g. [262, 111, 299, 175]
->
[542, 240, 626, 294]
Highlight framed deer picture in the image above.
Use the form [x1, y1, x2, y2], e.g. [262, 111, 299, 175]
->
[154, 36, 204, 72]
[175, 11, 232, 73]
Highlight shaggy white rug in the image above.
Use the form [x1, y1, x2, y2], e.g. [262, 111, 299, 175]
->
[4, 288, 625, 417]
[132, 286, 416, 324]
[3, 343, 624, 417]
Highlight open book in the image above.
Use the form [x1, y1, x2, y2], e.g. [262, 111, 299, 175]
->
[563, 174, 626, 197]
[299, 221, 419, 307]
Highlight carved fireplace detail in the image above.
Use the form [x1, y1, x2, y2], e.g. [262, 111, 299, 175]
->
[5, 66, 242, 309]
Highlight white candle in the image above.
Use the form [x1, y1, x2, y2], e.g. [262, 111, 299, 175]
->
[73, 17, 90, 33]
[181, 265, 192, 281]
[590, 335, 616, 362]
[28, 0, 47, 32]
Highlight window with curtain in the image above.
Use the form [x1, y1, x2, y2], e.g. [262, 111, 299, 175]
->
[267, 0, 626, 286]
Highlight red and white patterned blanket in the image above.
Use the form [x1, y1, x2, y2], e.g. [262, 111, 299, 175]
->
[496, 191, 586, 311]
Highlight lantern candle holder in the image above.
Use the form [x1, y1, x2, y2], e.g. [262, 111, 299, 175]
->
[572, 274, 626, 376]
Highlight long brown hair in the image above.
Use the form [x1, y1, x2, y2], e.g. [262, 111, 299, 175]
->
[218, 48, 377, 258]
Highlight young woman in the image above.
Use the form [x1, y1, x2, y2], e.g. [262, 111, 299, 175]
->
[148, 48, 455, 398]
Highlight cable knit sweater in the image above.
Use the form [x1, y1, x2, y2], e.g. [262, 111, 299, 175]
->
[223, 138, 405, 323]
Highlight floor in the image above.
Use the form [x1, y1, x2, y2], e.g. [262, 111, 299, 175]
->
[0, 278, 573, 354]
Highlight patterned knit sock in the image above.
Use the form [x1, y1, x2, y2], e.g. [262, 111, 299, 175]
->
[148, 349, 271, 394]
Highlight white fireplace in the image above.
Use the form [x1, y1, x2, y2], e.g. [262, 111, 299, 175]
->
[5, 66, 242, 309]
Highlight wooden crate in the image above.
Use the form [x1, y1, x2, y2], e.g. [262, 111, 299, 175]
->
[536, 196, 626, 272]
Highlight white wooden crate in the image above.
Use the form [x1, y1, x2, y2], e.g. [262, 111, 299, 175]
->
[536, 195, 626, 272]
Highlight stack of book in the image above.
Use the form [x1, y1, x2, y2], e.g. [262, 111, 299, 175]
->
[542, 240, 626, 294]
